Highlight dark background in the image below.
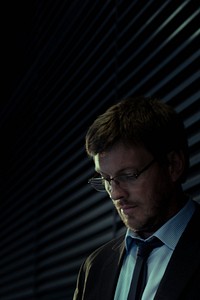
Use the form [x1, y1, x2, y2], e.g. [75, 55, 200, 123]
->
[0, 1, 199, 299]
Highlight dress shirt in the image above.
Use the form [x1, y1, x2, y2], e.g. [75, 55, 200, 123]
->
[114, 199, 196, 300]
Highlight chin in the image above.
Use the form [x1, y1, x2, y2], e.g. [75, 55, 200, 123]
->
[123, 219, 139, 232]
[125, 218, 151, 234]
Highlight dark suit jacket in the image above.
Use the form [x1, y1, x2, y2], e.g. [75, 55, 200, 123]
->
[73, 203, 200, 300]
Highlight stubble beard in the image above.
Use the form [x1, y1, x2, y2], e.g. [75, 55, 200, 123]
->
[119, 187, 175, 237]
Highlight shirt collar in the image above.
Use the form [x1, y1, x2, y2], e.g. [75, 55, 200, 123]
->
[125, 199, 196, 252]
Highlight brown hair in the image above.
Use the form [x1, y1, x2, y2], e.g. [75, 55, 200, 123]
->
[86, 96, 189, 182]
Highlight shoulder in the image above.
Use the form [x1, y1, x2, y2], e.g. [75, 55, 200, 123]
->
[191, 201, 200, 222]
[183, 200, 200, 232]
[84, 234, 125, 268]
[179, 201, 200, 245]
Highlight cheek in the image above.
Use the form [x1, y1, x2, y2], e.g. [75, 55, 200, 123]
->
[136, 174, 173, 207]
[145, 177, 173, 210]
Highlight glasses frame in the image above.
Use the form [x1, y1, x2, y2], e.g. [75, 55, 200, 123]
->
[88, 158, 156, 192]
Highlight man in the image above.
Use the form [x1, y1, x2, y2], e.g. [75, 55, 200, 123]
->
[73, 97, 200, 300]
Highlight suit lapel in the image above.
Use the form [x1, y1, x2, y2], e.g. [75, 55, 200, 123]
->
[155, 206, 200, 299]
[98, 235, 125, 300]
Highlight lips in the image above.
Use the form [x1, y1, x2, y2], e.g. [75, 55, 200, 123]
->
[120, 205, 137, 215]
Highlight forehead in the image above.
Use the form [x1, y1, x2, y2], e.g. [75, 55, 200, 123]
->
[94, 142, 151, 174]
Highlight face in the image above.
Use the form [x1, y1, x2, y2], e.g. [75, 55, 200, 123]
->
[94, 142, 182, 238]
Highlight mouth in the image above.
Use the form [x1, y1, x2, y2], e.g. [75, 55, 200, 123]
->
[120, 205, 137, 216]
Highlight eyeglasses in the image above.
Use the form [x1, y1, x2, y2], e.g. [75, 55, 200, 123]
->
[88, 159, 156, 192]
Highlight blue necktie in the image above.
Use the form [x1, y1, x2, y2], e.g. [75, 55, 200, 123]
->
[127, 237, 163, 300]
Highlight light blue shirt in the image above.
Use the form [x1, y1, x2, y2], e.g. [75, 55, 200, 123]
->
[114, 199, 196, 300]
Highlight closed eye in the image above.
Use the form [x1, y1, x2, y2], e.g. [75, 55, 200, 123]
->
[102, 172, 138, 183]
[117, 173, 138, 181]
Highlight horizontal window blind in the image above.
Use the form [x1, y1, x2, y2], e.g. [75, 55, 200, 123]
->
[0, 1, 199, 299]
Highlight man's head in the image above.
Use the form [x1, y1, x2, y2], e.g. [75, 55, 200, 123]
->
[86, 96, 189, 183]
[86, 97, 189, 237]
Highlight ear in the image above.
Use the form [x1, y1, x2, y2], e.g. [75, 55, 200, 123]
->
[167, 151, 185, 182]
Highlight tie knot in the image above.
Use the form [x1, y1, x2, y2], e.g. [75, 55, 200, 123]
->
[136, 237, 163, 258]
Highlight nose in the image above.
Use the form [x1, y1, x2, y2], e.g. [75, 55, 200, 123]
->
[107, 181, 128, 201]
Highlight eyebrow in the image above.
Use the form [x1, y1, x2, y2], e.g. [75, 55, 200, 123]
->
[95, 166, 138, 176]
